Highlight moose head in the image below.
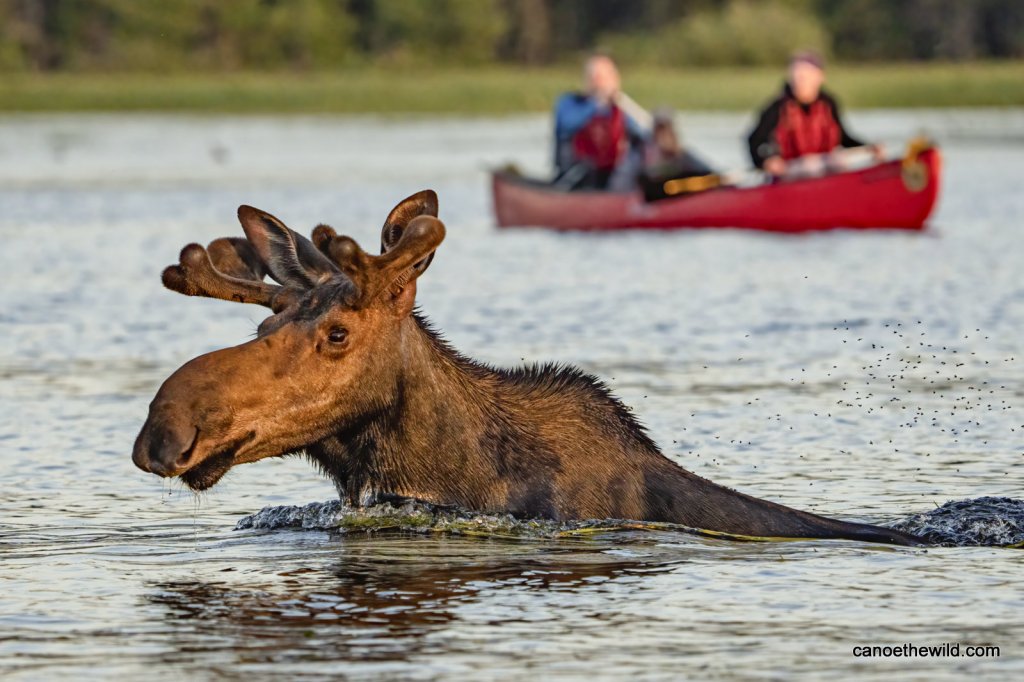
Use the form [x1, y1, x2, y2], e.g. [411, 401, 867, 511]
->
[132, 191, 445, 491]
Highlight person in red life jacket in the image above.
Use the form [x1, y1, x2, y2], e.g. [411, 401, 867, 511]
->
[747, 51, 883, 177]
[553, 54, 647, 190]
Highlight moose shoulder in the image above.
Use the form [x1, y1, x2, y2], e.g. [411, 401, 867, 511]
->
[133, 190, 923, 546]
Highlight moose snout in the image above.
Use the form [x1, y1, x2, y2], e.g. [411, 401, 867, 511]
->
[133, 413, 200, 478]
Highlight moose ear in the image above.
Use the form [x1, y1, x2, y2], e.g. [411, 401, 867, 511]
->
[380, 190, 439, 254]
[237, 206, 338, 288]
[375, 213, 446, 319]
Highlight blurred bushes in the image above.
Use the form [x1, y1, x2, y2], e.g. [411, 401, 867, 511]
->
[0, 0, 1022, 73]
[820, 0, 1024, 61]
[0, 0, 356, 71]
[366, 0, 506, 65]
[603, 1, 830, 67]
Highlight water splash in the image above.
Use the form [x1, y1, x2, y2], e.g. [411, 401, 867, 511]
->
[236, 496, 1024, 547]
[891, 496, 1024, 547]
[234, 498, 658, 539]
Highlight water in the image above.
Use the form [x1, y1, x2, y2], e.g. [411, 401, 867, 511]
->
[2, 110, 1023, 680]
[235, 497, 1024, 547]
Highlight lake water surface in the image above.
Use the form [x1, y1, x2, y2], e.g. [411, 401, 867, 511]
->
[1, 111, 1023, 680]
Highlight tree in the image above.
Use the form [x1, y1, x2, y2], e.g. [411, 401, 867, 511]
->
[365, 0, 506, 65]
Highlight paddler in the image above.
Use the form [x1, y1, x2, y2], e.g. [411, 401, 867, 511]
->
[747, 50, 883, 178]
[638, 109, 716, 200]
[553, 53, 648, 190]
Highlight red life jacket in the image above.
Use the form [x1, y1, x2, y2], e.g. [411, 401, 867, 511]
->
[572, 105, 626, 171]
[774, 98, 841, 160]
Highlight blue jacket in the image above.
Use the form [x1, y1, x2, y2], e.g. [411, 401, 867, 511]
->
[553, 92, 646, 172]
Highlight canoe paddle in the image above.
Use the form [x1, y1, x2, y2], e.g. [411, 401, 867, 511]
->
[614, 91, 654, 131]
[656, 141, 930, 200]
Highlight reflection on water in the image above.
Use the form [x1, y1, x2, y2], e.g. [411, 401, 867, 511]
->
[146, 540, 659, 672]
[2, 111, 1024, 680]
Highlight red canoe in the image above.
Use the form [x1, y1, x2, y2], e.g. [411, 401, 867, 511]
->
[492, 147, 941, 232]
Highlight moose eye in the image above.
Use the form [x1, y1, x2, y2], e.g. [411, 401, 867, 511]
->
[327, 327, 348, 344]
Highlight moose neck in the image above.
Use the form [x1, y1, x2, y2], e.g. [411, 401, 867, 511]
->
[309, 314, 524, 509]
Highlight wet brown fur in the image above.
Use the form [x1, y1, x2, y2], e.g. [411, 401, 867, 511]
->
[133, 190, 924, 546]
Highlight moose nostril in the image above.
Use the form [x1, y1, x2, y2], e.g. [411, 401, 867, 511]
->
[174, 427, 201, 469]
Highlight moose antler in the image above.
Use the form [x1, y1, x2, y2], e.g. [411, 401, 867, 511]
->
[207, 236, 268, 281]
[161, 205, 342, 311]
[162, 242, 294, 311]
[312, 190, 445, 303]
[161, 192, 443, 312]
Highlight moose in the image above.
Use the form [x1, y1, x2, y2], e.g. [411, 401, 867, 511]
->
[133, 190, 923, 546]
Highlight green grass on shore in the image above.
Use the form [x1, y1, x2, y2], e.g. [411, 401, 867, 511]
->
[2, 62, 1022, 114]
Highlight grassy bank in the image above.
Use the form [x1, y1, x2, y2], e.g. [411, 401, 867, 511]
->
[2, 62, 1022, 114]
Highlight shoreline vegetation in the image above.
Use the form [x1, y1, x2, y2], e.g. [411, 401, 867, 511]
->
[2, 62, 1023, 114]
